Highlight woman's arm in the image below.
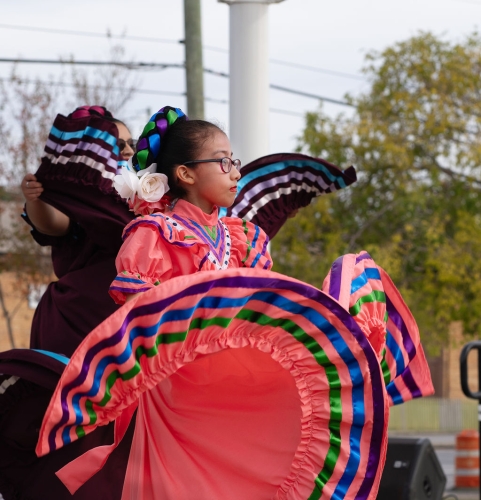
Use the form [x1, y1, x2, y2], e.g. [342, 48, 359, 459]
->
[22, 173, 70, 236]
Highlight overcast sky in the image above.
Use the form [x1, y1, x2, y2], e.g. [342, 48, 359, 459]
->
[1, 0, 480, 159]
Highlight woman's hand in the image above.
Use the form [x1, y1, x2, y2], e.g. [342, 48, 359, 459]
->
[21, 173, 70, 236]
[22, 174, 44, 202]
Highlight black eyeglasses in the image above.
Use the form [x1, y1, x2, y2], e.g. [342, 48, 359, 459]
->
[118, 139, 136, 152]
[183, 157, 241, 174]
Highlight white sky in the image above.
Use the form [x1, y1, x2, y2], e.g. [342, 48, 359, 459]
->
[1, 0, 480, 157]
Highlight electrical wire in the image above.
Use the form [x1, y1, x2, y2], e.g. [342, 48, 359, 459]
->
[0, 23, 365, 80]
[270, 84, 354, 107]
[270, 59, 365, 81]
[0, 58, 183, 70]
[0, 23, 180, 45]
[0, 57, 353, 107]
[0, 77, 306, 117]
[0, 77, 184, 97]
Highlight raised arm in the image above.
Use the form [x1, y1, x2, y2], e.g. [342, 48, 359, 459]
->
[22, 173, 70, 236]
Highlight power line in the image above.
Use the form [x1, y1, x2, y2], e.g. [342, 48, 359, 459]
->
[0, 77, 305, 117]
[0, 23, 181, 45]
[0, 76, 185, 97]
[270, 84, 354, 107]
[202, 62, 362, 84]
[0, 23, 365, 80]
[0, 57, 354, 106]
[270, 59, 365, 81]
[0, 58, 183, 70]
[270, 108, 305, 117]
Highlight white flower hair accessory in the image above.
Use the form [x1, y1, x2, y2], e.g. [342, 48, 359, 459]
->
[137, 169, 169, 203]
[113, 166, 140, 203]
[113, 162, 170, 215]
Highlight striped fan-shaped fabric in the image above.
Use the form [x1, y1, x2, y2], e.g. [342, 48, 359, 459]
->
[42, 112, 121, 183]
[36, 267, 388, 500]
[223, 153, 357, 239]
[322, 251, 434, 406]
[0, 349, 134, 500]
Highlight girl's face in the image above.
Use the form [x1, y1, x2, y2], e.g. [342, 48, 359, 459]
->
[181, 130, 241, 214]
[115, 122, 135, 160]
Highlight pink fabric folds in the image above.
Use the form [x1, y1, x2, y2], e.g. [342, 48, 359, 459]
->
[37, 268, 389, 499]
[322, 251, 434, 406]
[55, 402, 137, 494]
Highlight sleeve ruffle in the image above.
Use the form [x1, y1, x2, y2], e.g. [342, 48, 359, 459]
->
[109, 216, 176, 304]
[223, 217, 273, 270]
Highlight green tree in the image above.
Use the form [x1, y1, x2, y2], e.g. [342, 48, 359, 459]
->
[272, 31, 481, 353]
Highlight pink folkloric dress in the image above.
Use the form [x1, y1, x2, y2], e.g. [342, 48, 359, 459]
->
[109, 199, 272, 304]
[35, 201, 431, 500]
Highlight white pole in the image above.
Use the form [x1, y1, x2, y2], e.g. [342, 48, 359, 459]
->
[218, 0, 285, 166]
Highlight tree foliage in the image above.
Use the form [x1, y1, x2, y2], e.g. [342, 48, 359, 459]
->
[272, 32, 481, 353]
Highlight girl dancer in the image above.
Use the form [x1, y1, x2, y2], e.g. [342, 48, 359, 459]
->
[36, 107, 403, 500]
[109, 106, 271, 305]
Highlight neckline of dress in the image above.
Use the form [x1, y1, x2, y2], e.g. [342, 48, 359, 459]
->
[170, 199, 219, 227]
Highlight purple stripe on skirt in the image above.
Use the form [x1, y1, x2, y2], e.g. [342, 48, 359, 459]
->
[400, 367, 422, 399]
[328, 256, 344, 301]
[355, 253, 372, 264]
[385, 296, 416, 360]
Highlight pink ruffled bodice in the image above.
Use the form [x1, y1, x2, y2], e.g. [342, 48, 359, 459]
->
[109, 199, 272, 304]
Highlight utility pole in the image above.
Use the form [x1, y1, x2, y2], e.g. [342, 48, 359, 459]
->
[218, 0, 285, 165]
[184, 0, 205, 119]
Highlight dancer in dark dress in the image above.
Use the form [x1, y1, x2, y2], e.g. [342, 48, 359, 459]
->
[0, 106, 136, 500]
[21, 106, 135, 356]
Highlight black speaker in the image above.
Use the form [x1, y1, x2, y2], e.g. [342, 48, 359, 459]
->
[377, 437, 447, 500]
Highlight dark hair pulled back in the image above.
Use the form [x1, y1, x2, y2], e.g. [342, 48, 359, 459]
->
[132, 106, 224, 198]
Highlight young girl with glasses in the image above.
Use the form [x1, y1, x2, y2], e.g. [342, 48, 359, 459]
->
[109, 106, 271, 306]
[35, 106, 434, 500]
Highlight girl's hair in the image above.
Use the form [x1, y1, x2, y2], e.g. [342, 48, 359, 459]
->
[133, 106, 224, 198]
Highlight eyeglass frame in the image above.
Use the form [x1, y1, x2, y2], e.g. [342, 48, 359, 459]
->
[118, 138, 137, 152]
[183, 157, 241, 174]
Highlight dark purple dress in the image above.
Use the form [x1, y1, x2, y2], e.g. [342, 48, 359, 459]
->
[25, 165, 133, 357]
[0, 111, 135, 500]
[22, 109, 133, 355]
